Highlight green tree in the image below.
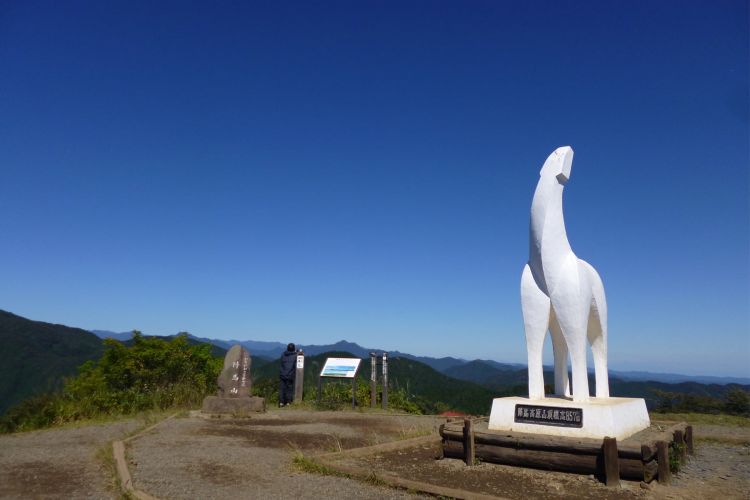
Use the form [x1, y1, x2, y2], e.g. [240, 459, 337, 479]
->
[653, 390, 678, 413]
[64, 332, 221, 416]
[724, 388, 750, 416]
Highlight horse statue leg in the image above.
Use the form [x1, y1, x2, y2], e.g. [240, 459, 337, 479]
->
[549, 311, 571, 397]
[578, 260, 609, 398]
[521, 264, 550, 400]
[550, 270, 591, 402]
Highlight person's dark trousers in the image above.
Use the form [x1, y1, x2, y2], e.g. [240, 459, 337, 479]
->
[279, 378, 294, 405]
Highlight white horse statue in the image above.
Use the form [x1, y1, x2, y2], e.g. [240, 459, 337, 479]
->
[521, 146, 609, 402]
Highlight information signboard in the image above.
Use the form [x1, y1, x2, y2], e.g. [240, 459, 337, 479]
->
[320, 358, 361, 378]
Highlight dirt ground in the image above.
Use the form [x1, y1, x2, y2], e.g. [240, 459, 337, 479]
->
[0, 419, 140, 500]
[0, 410, 747, 499]
[647, 422, 750, 500]
[337, 439, 749, 499]
[330, 419, 750, 500]
[127, 409, 442, 499]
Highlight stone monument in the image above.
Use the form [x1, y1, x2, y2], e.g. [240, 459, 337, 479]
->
[202, 344, 266, 415]
[488, 146, 649, 439]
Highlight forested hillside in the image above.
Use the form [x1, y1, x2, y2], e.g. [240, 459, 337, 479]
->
[0, 333, 221, 433]
[0, 310, 105, 414]
[3, 307, 747, 423]
[444, 358, 750, 412]
[123, 334, 228, 359]
[252, 351, 497, 415]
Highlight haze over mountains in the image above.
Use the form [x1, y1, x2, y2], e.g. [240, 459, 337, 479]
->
[3, 310, 749, 416]
[91, 329, 750, 386]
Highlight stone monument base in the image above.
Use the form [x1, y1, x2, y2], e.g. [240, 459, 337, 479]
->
[488, 396, 649, 440]
[201, 396, 266, 416]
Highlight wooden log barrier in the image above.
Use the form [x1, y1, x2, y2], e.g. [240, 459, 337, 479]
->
[602, 437, 620, 487]
[439, 422, 689, 484]
[440, 427, 625, 457]
[442, 440, 654, 481]
[441, 426, 655, 459]
[638, 422, 688, 462]
[444, 440, 597, 475]
[673, 429, 686, 465]
[441, 422, 689, 458]
[656, 440, 671, 484]
[641, 442, 657, 462]
[685, 425, 694, 455]
[437, 423, 445, 459]
[643, 459, 658, 483]
[463, 418, 475, 466]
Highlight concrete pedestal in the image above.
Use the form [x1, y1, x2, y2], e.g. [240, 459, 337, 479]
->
[201, 396, 266, 416]
[488, 396, 649, 440]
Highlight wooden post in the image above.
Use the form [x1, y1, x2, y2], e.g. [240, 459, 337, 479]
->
[463, 418, 475, 466]
[370, 352, 377, 408]
[381, 352, 388, 410]
[657, 440, 671, 484]
[438, 424, 446, 459]
[602, 437, 620, 487]
[674, 429, 686, 465]
[685, 425, 694, 455]
[351, 376, 357, 409]
[316, 374, 323, 404]
[293, 350, 304, 404]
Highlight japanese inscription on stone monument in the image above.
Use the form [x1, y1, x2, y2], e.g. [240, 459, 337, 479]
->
[514, 404, 583, 428]
[218, 345, 251, 398]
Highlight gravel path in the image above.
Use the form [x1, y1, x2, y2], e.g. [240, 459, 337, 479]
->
[645, 440, 750, 500]
[0, 419, 140, 499]
[330, 419, 750, 500]
[128, 410, 440, 499]
[337, 438, 750, 500]
[2, 411, 746, 499]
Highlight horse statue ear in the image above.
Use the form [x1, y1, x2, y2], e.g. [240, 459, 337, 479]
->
[559, 146, 573, 182]
[538, 146, 574, 181]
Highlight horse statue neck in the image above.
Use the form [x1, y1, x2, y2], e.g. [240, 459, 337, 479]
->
[529, 171, 573, 284]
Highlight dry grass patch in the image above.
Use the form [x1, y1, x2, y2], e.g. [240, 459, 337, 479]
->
[651, 412, 750, 427]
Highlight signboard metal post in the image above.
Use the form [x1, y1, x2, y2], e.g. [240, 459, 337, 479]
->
[294, 350, 304, 404]
[382, 352, 388, 410]
[316, 357, 362, 409]
[352, 376, 357, 408]
[370, 352, 377, 408]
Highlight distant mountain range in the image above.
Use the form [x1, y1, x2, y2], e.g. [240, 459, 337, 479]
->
[440, 359, 750, 406]
[251, 350, 497, 415]
[91, 330, 285, 358]
[2, 310, 748, 417]
[89, 330, 136, 342]
[90, 330, 750, 386]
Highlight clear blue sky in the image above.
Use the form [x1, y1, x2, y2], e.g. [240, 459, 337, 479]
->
[1, 1, 747, 377]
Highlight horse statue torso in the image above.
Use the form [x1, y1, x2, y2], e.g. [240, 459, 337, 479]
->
[521, 146, 610, 402]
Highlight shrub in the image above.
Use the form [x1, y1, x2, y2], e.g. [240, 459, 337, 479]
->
[0, 393, 61, 433]
[724, 388, 750, 416]
[252, 378, 279, 405]
[0, 333, 221, 433]
[653, 390, 723, 414]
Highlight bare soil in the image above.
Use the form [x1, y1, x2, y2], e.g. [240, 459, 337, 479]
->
[191, 413, 419, 451]
[0, 419, 140, 499]
[646, 423, 750, 500]
[338, 439, 642, 499]
[1, 410, 747, 499]
[331, 420, 750, 499]
[127, 409, 442, 499]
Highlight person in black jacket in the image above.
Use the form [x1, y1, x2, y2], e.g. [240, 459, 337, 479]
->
[279, 343, 297, 407]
